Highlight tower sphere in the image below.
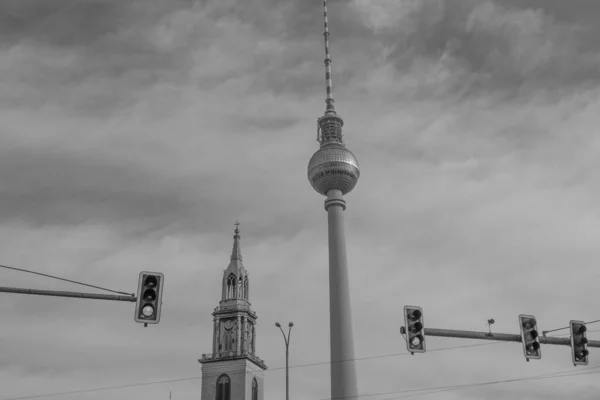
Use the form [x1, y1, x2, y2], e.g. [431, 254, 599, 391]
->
[307, 143, 360, 196]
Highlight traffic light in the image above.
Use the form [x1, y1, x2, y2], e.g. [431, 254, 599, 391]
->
[518, 314, 541, 361]
[403, 306, 425, 354]
[570, 320, 589, 366]
[134, 271, 164, 325]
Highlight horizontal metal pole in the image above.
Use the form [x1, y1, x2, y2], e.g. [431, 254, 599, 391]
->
[423, 328, 600, 348]
[425, 328, 520, 342]
[0, 286, 137, 302]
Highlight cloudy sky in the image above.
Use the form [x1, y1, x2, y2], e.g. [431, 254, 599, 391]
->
[1, 0, 600, 399]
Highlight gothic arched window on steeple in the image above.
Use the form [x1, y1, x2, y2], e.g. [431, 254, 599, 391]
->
[224, 330, 233, 351]
[238, 276, 243, 298]
[252, 377, 258, 400]
[226, 273, 236, 298]
[244, 276, 249, 300]
[216, 374, 231, 400]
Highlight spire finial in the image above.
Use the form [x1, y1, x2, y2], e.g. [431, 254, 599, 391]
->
[231, 222, 242, 260]
[323, 0, 336, 115]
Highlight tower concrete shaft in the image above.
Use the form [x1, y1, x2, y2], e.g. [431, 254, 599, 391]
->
[325, 189, 358, 399]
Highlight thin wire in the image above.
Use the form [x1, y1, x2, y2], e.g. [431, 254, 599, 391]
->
[291, 341, 505, 369]
[379, 368, 600, 400]
[543, 319, 600, 335]
[0, 341, 513, 400]
[4, 361, 599, 400]
[555, 329, 600, 337]
[0, 264, 134, 296]
[0, 377, 200, 400]
[323, 366, 600, 400]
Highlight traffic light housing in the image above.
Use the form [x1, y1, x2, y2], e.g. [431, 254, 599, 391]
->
[519, 314, 541, 361]
[134, 271, 164, 325]
[403, 306, 425, 354]
[570, 320, 589, 366]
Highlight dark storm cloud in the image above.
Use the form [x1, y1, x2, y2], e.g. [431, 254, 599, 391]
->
[0, 0, 196, 47]
[0, 136, 315, 242]
[0, 0, 371, 118]
[0, 144, 260, 238]
[0, 0, 125, 47]
[232, 114, 300, 131]
[0, 0, 197, 117]
[353, 0, 600, 99]
[0, 147, 192, 230]
[501, 0, 600, 25]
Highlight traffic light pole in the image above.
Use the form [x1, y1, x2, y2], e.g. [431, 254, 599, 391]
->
[0, 286, 137, 302]
[421, 328, 600, 348]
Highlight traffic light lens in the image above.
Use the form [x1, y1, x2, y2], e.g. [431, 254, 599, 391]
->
[526, 342, 540, 354]
[582, 349, 589, 357]
[523, 319, 537, 329]
[144, 276, 158, 287]
[142, 305, 155, 317]
[410, 335, 422, 347]
[530, 330, 538, 339]
[143, 289, 156, 301]
[413, 322, 423, 331]
[409, 310, 422, 321]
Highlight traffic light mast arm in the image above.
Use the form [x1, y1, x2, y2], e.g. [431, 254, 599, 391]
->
[0, 286, 137, 302]
[421, 328, 600, 348]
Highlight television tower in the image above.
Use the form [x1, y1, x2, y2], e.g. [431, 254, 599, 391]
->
[307, 0, 360, 398]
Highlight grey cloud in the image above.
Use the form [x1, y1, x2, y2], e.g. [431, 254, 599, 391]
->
[352, 0, 600, 100]
[0, 1, 197, 117]
[0, 130, 318, 243]
[0, 0, 125, 47]
[232, 114, 301, 132]
[501, 0, 600, 25]
[0, 0, 371, 119]
[0, 148, 193, 231]
[0, 0, 376, 118]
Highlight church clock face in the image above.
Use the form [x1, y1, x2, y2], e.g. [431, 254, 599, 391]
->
[224, 320, 234, 331]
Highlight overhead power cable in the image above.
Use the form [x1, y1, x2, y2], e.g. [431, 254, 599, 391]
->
[320, 366, 600, 400]
[0, 341, 594, 400]
[0, 376, 201, 400]
[0, 264, 134, 296]
[379, 368, 600, 400]
[543, 319, 600, 335]
[2, 342, 502, 399]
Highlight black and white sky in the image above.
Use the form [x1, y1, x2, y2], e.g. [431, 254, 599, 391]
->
[1, 0, 600, 399]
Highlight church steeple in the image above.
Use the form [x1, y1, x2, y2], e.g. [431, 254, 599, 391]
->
[222, 223, 248, 301]
[199, 223, 267, 400]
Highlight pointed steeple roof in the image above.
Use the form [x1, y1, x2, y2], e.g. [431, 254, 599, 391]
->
[230, 221, 242, 261]
[221, 222, 248, 301]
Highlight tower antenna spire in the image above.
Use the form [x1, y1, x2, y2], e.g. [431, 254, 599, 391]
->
[323, 0, 336, 115]
[317, 0, 346, 145]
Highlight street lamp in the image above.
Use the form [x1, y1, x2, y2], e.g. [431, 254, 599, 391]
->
[275, 321, 293, 400]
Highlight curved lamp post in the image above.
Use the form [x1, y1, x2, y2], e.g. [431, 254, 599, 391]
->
[275, 321, 294, 400]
